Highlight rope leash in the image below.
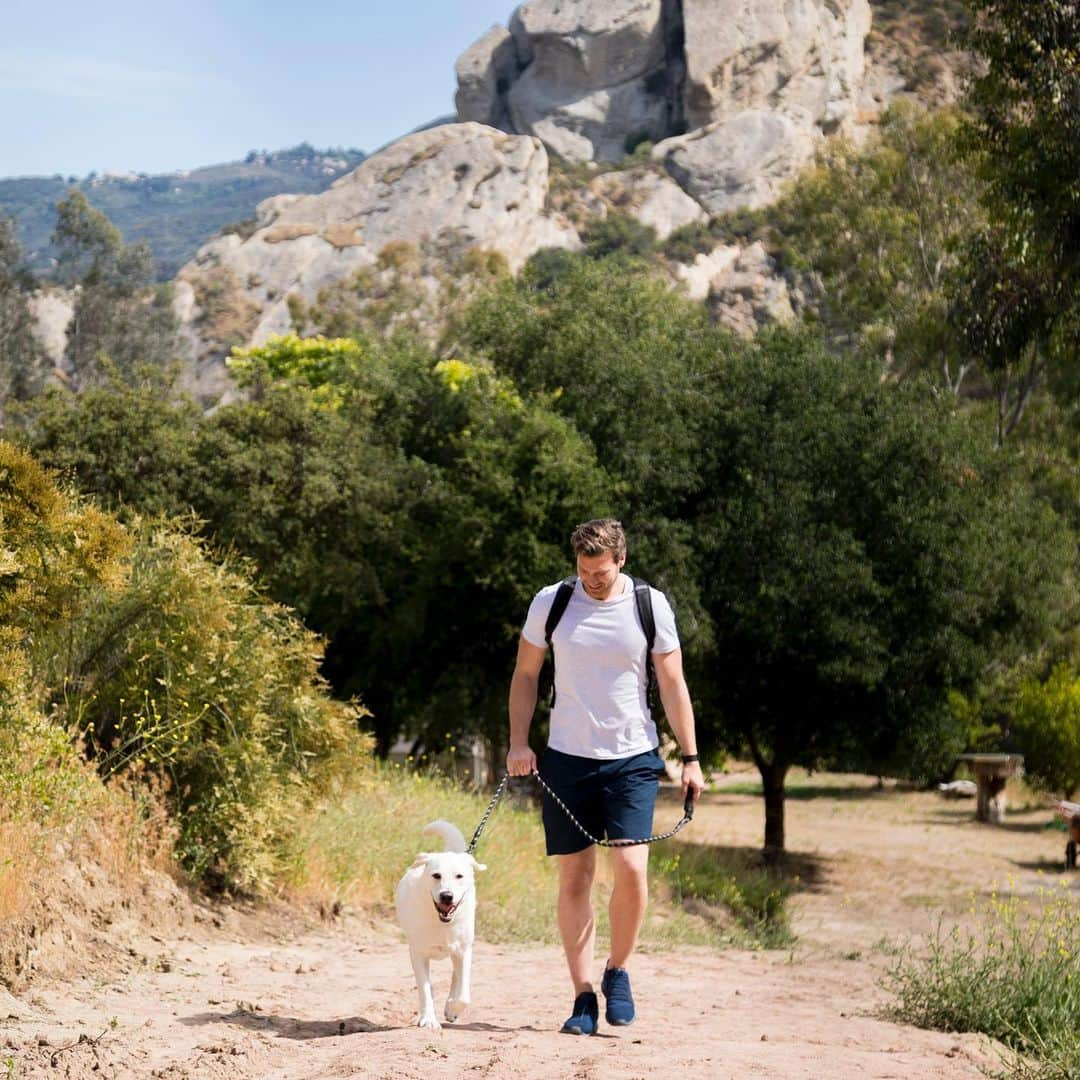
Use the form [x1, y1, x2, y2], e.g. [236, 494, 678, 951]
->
[466, 770, 695, 854]
[467, 772, 510, 854]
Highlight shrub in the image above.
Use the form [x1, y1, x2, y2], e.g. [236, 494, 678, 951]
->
[0, 441, 137, 918]
[886, 883, 1080, 1076]
[581, 212, 658, 260]
[663, 219, 720, 263]
[34, 520, 366, 892]
[1013, 664, 1080, 798]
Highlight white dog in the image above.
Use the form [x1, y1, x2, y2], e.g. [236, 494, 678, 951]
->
[395, 820, 486, 1029]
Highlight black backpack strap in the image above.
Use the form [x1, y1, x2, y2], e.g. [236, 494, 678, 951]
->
[544, 577, 576, 706]
[630, 576, 659, 707]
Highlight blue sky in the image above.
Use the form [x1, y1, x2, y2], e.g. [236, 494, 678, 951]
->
[2, 0, 515, 178]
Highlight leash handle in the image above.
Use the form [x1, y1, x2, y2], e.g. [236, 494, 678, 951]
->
[684, 788, 695, 821]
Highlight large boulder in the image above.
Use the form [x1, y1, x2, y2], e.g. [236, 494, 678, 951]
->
[457, 0, 675, 163]
[652, 0, 872, 214]
[175, 123, 578, 392]
[655, 108, 818, 214]
[27, 289, 74, 375]
[589, 168, 706, 239]
[455, 25, 521, 129]
[707, 242, 801, 335]
[681, 0, 872, 133]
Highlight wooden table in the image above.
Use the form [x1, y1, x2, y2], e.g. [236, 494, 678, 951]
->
[955, 753, 1024, 823]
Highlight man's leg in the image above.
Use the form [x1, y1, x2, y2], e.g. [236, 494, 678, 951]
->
[607, 843, 649, 969]
[557, 846, 597, 992]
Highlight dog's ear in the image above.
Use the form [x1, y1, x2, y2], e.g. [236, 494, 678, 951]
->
[410, 852, 432, 870]
[469, 856, 487, 872]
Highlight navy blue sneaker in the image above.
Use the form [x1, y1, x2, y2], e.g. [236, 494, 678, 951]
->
[601, 965, 635, 1026]
[561, 991, 599, 1035]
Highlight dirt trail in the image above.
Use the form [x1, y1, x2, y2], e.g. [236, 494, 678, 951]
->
[5, 774, 1066, 1079]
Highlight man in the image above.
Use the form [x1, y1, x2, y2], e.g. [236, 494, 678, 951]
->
[507, 518, 704, 1035]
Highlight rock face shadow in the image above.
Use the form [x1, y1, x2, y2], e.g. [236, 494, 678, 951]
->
[180, 1010, 394, 1039]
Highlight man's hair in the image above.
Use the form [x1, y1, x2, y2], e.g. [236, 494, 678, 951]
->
[570, 518, 626, 559]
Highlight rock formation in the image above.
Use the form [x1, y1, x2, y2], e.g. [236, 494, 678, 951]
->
[175, 123, 578, 396]
[456, 2, 682, 163]
[679, 0, 872, 133]
[456, 0, 872, 212]
[654, 108, 818, 214]
[27, 290, 75, 376]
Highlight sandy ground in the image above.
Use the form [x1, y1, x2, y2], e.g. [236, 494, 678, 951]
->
[4, 772, 1070, 1079]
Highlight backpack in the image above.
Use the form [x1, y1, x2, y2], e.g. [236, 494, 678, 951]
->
[543, 575, 659, 709]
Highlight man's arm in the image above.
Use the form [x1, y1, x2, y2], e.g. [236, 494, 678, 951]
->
[507, 636, 546, 775]
[654, 648, 705, 804]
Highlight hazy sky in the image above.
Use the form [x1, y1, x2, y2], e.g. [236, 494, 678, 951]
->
[2, 0, 516, 178]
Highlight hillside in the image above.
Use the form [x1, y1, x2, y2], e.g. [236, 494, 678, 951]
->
[0, 143, 366, 281]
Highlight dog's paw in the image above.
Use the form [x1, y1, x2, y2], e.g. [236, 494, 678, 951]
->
[417, 1013, 442, 1030]
[445, 997, 469, 1023]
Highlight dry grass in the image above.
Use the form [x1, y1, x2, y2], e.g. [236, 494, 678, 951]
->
[183, 266, 262, 350]
[0, 734, 177, 929]
[281, 763, 790, 949]
[282, 764, 560, 942]
[263, 223, 319, 244]
[322, 222, 365, 249]
[0, 822, 34, 922]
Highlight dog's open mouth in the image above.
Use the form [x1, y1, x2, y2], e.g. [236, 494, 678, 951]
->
[434, 899, 458, 923]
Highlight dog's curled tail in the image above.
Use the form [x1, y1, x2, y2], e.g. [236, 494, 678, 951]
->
[421, 819, 467, 853]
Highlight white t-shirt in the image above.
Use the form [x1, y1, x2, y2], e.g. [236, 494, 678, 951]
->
[521, 574, 680, 760]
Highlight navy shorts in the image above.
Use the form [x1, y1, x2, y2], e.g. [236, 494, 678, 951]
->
[539, 746, 667, 855]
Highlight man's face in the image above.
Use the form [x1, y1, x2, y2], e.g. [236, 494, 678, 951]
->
[576, 550, 625, 601]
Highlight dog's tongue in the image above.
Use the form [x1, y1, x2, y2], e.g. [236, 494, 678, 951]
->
[436, 900, 456, 918]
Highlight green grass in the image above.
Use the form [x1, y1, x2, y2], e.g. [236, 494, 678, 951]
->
[652, 841, 793, 948]
[885, 882, 1080, 1078]
[284, 763, 791, 949]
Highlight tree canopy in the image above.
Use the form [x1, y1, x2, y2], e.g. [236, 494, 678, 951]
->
[692, 328, 1073, 852]
[52, 191, 180, 385]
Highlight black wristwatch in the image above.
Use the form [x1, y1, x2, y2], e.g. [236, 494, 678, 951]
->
[681, 754, 699, 764]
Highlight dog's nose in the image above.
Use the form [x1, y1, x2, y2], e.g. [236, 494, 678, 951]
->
[439, 891, 454, 904]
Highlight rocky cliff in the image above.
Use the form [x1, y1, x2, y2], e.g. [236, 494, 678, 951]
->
[171, 0, 957, 398]
[455, 0, 871, 211]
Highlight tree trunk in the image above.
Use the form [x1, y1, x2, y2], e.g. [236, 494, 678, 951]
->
[760, 761, 789, 860]
[746, 732, 789, 860]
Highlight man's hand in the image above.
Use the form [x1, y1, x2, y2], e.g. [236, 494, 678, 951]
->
[506, 743, 537, 777]
[682, 760, 705, 805]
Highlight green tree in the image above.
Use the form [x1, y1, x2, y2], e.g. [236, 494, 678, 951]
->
[693, 328, 1073, 855]
[963, 0, 1080, 293]
[948, 226, 1061, 444]
[16, 364, 200, 516]
[767, 104, 985, 392]
[52, 191, 179, 384]
[205, 333, 611, 756]
[0, 217, 44, 416]
[457, 256, 741, 645]
[1013, 664, 1080, 799]
[953, 0, 1079, 423]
